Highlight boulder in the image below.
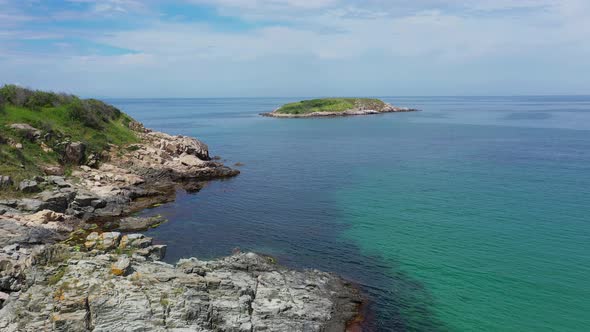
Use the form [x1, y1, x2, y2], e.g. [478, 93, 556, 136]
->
[177, 153, 205, 167]
[111, 257, 131, 276]
[64, 142, 86, 165]
[18, 180, 40, 193]
[38, 191, 71, 212]
[86, 153, 100, 168]
[46, 176, 70, 188]
[90, 199, 107, 209]
[29, 210, 64, 224]
[42, 165, 65, 176]
[153, 133, 210, 160]
[73, 193, 97, 207]
[84, 232, 100, 250]
[0, 176, 13, 188]
[135, 244, 167, 261]
[8, 123, 42, 140]
[100, 232, 121, 251]
[119, 234, 153, 250]
[17, 199, 47, 212]
[116, 215, 166, 232]
[0, 200, 18, 208]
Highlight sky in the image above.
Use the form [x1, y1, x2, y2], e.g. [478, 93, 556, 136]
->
[0, 0, 589, 97]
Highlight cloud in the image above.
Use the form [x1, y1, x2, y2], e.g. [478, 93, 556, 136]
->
[0, 0, 589, 96]
[66, 0, 146, 14]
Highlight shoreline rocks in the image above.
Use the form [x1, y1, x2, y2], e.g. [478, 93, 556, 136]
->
[0, 123, 364, 331]
[0, 235, 362, 332]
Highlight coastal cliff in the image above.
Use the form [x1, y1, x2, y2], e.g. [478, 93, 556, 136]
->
[261, 98, 419, 118]
[0, 86, 362, 331]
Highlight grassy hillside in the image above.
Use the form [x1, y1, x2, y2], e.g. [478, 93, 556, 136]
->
[275, 98, 387, 115]
[0, 85, 139, 183]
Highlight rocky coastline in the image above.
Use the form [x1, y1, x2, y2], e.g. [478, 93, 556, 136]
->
[261, 103, 419, 118]
[0, 121, 363, 331]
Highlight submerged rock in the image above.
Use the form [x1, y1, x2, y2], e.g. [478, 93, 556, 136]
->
[115, 215, 167, 232]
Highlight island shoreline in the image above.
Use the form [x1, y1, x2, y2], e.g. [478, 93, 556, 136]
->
[261, 101, 420, 118]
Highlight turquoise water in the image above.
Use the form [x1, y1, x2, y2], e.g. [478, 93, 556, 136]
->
[109, 96, 590, 331]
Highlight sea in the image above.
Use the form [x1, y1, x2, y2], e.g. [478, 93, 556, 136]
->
[107, 96, 590, 331]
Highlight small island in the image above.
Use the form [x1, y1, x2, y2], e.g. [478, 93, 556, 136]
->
[261, 97, 419, 118]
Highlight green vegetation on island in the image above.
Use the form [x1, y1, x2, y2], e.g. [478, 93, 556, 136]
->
[274, 98, 388, 115]
[0, 84, 139, 184]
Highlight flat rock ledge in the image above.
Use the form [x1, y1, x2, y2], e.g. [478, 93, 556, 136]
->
[261, 103, 419, 118]
[0, 235, 362, 332]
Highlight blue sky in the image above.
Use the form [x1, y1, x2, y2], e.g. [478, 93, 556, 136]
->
[1, 0, 589, 97]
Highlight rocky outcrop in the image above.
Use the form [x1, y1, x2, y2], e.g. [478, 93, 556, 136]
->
[64, 142, 86, 165]
[18, 180, 40, 193]
[152, 131, 211, 161]
[0, 123, 363, 331]
[8, 123, 42, 141]
[0, 233, 361, 332]
[0, 125, 239, 222]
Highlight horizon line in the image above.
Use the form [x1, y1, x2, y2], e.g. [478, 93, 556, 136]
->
[98, 94, 590, 100]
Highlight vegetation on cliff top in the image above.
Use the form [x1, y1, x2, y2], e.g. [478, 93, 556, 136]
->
[0, 85, 139, 182]
[274, 98, 387, 115]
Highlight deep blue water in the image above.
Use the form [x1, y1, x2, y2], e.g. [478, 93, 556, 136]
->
[107, 96, 590, 331]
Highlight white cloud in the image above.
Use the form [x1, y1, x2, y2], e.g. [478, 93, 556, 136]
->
[1, 0, 589, 96]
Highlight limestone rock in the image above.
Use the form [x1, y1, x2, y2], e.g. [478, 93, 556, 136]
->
[151, 132, 210, 160]
[73, 193, 98, 207]
[84, 232, 122, 251]
[17, 199, 47, 212]
[100, 232, 121, 251]
[29, 210, 64, 224]
[0, 250, 361, 332]
[8, 123, 42, 140]
[116, 215, 166, 232]
[111, 256, 131, 276]
[18, 180, 40, 193]
[64, 142, 86, 165]
[46, 176, 70, 188]
[38, 191, 70, 213]
[119, 234, 152, 250]
[41, 165, 65, 176]
[177, 153, 206, 167]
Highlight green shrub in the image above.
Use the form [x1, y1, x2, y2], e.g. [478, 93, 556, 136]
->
[24, 91, 57, 110]
[68, 100, 102, 129]
[275, 98, 386, 114]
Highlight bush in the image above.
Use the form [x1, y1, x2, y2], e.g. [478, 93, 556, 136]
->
[67, 98, 123, 130]
[25, 90, 58, 110]
[0, 85, 80, 111]
[0, 84, 23, 106]
[68, 100, 103, 129]
[84, 99, 122, 122]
